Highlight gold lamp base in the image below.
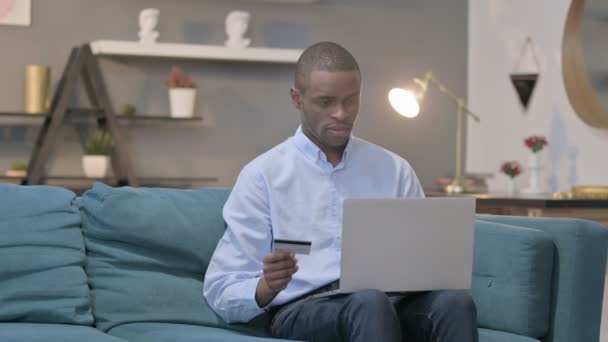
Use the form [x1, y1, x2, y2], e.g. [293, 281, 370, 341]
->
[445, 182, 465, 194]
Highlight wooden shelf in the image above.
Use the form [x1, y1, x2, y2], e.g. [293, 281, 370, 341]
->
[0, 112, 48, 118]
[90, 40, 302, 63]
[2, 175, 217, 182]
[44, 175, 217, 184]
[44, 176, 219, 191]
[0, 112, 48, 125]
[0, 175, 24, 183]
[0, 110, 203, 122]
[1, 175, 218, 190]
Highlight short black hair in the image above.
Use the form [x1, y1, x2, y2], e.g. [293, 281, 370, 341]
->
[294, 42, 360, 92]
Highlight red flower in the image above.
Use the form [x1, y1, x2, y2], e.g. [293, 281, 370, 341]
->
[524, 135, 548, 153]
[500, 161, 522, 179]
[164, 66, 197, 88]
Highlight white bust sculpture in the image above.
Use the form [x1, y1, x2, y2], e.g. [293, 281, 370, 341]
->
[138, 8, 160, 44]
[225, 11, 251, 49]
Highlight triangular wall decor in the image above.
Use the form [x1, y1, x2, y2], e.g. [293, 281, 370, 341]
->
[510, 73, 539, 110]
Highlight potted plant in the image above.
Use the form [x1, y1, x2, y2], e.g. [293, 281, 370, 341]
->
[500, 161, 522, 195]
[164, 66, 197, 118]
[82, 129, 113, 178]
[6, 160, 27, 178]
[120, 103, 137, 117]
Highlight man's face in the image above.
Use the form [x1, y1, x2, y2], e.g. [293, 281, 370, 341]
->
[290, 70, 361, 152]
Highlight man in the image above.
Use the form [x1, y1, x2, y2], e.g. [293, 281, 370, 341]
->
[204, 42, 478, 342]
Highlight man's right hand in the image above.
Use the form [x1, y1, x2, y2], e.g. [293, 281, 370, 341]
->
[255, 251, 298, 308]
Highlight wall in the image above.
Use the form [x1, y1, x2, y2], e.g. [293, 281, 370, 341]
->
[0, 0, 468, 188]
[468, 0, 608, 193]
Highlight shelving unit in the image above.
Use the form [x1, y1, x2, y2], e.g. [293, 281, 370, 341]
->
[1, 175, 217, 185]
[2, 40, 302, 189]
[0, 110, 203, 122]
[0, 44, 215, 189]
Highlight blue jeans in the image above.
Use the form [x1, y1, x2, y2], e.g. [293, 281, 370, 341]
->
[270, 289, 478, 342]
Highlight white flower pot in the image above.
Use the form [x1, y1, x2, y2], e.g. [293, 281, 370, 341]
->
[5, 170, 26, 178]
[82, 155, 109, 178]
[169, 88, 196, 118]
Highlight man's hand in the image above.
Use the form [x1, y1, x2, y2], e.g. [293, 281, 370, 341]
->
[255, 251, 298, 308]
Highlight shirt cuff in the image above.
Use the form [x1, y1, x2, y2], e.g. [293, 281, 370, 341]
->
[241, 276, 270, 317]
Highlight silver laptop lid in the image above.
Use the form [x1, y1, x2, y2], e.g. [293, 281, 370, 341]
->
[340, 197, 475, 293]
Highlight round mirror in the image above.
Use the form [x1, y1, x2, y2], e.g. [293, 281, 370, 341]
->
[563, 0, 608, 127]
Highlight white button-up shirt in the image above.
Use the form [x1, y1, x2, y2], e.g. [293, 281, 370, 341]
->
[203, 126, 425, 323]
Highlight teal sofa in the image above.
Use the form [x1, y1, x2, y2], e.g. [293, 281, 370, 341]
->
[0, 183, 606, 342]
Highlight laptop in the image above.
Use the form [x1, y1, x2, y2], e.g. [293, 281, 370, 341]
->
[312, 197, 475, 297]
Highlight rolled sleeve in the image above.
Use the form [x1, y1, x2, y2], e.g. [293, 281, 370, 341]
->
[203, 163, 272, 323]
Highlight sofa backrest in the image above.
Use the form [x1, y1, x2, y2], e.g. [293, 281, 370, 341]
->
[0, 184, 93, 325]
[472, 220, 555, 339]
[79, 183, 240, 332]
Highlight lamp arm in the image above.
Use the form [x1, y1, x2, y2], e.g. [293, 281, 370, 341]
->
[426, 76, 481, 122]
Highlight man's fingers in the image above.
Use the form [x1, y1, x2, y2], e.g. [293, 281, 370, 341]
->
[264, 261, 298, 275]
[266, 276, 293, 292]
[263, 251, 296, 264]
[261, 252, 298, 294]
[265, 266, 298, 281]
[263, 259, 296, 273]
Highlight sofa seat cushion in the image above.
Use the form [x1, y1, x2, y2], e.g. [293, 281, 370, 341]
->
[478, 328, 541, 342]
[472, 221, 554, 338]
[0, 185, 93, 325]
[0, 323, 127, 342]
[109, 323, 294, 342]
[80, 183, 264, 333]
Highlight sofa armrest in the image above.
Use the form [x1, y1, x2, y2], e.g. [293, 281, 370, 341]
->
[472, 220, 554, 338]
[477, 215, 608, 342]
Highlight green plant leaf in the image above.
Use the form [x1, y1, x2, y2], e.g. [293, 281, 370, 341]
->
[84, 129, 113, 155]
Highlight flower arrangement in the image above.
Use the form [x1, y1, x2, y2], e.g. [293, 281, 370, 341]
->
[164, 66, 197, 88]
[524, 135, 548, 153]
[500, 161, 522, 179]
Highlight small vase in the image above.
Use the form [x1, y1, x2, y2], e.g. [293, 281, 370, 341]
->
[506, 178, 517, 195]
[525, 152, 542, 194]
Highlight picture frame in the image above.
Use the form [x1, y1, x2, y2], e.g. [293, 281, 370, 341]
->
[0, 0, 31, 27]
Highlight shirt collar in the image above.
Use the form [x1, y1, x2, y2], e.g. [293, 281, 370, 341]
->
[293, 126, 354, 166]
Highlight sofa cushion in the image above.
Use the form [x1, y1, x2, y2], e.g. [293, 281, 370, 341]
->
[477, 215, 608, 342]
[109, 323, 295, 342]
[478, 328, 541, 342]
[0, 185, 93, 325]
[0, 323, 128, 342]
[80, 183, 267, 333]
[472, 220, 554, 338]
